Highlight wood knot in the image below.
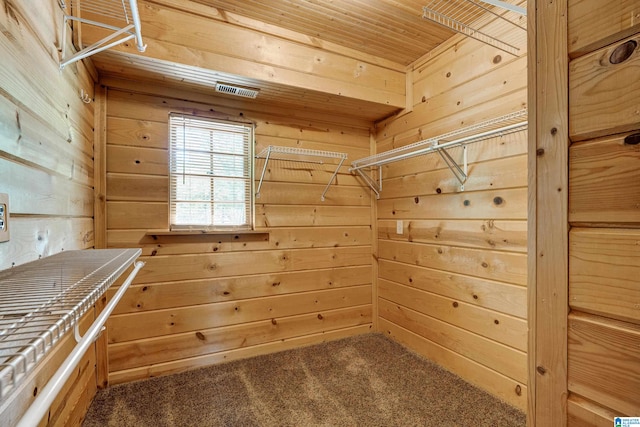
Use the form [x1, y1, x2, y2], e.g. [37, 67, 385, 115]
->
[493, 55, 502, 64]
[610, 40, 637, 64]
[515, 385, 522, 396]
[317, 314, 324, 320]
[536, 148, 545, 156]
[452, 301, 459, 308]
[624, 133, 640, 145]
[536, 365, 547, 375]
[271, 318, 277, 325]
[195, 332, 205, 341]
[436, 188, 442, 194]
[493, 196, 503, 205]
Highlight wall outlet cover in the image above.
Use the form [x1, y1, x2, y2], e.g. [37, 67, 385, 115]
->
[0, 193, 9, 243]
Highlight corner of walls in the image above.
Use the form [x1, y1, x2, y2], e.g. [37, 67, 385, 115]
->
[371, 28, 529, 410]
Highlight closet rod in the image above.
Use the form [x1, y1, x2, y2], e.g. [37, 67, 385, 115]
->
[15, 260, 145, 427]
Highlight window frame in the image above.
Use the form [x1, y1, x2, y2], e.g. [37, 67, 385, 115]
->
[168, 113, 255, 231]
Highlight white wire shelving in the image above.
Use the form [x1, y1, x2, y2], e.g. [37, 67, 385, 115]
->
[422, 0, 527, 56]
[0, 249, 142, 405]
[349, 109, 527, 198]
[255, 146, 348, 202]
[58, 0, 147, 69]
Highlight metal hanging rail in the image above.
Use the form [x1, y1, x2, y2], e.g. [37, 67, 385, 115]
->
[349, 109, 527, 198]
[0, 249, 142, 410]
[255, 146, 348, 202]
[59, 0, 147, 69]
[422, 0, 526, 56]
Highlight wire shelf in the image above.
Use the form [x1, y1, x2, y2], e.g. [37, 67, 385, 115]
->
[422, 0, 527, 56]
[350, 109, 527, 197]
[255, 146, 348, 201]
[59, 0, 146, 69]
[0, 249, 141, 403]
[256, 146, 348, 163]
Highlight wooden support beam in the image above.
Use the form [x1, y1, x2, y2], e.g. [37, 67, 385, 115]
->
[528, 0, 569, 425]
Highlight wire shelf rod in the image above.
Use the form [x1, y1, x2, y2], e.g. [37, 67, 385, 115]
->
[0, 249, 141, 404]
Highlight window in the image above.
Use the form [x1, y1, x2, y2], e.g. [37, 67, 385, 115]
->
[169, 114, 254, 230]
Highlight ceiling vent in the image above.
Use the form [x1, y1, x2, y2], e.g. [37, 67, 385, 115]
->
[215, 83, 259, 99]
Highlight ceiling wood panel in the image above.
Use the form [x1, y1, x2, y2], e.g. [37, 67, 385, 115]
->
[194, 0, 454, 66]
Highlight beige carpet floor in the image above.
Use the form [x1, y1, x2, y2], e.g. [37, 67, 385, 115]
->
[83, 333, 525, 426]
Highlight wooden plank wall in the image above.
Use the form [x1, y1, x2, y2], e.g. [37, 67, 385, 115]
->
[0, 1, 99, 426]
[566, 0, 640, 424]
[0, 1, 95, 268]
[102, 87, 374, 384]
[373, 28, 528, 409]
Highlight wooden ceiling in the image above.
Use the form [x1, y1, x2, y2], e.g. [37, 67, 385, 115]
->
[191, 0, 455, 66]
[86, 0, 463, 123]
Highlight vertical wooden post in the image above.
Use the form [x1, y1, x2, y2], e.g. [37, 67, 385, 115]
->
[528, 0, 569, 425]
[94, 84, 107, 250]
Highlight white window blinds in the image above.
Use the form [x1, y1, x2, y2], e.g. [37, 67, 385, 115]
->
[169, 114, 254, 230]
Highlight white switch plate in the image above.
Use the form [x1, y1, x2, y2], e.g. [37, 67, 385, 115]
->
[396, 220, 403, 235]
[0, 193, 9, 243]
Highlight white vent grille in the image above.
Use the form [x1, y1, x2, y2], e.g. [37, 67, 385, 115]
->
[215, 83, 259, 99]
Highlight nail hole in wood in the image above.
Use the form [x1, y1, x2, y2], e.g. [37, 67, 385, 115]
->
[610, 40, 637, 64]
